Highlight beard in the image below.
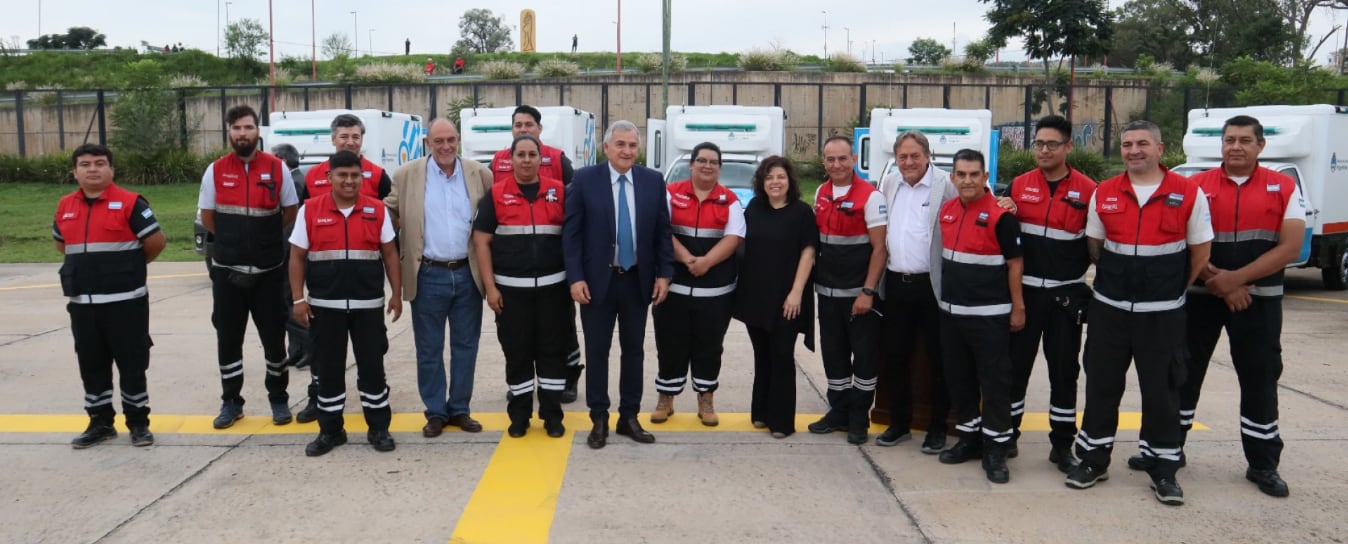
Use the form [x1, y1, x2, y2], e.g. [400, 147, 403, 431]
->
[230, 136, 259, 157]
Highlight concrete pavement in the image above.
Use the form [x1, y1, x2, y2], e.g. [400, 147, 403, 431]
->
[1, 262, 1345, 543]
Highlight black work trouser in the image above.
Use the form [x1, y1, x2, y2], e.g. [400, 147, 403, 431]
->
[747, 319, 798, 436]
[941, 313, 1013, 449]
[310, 306, 391, 435]
[1009, 285, 1085, 448]
[499, 284, 571, 425]
[68, 297, 152, 427]
[881, 273, 950, 433]
[653, 291, 734, 395]
[210, 265, 289, 405]
[817, 294, 879, 433]
[1076, 301, 1187, 480]
[1181, 292, 1284, 471]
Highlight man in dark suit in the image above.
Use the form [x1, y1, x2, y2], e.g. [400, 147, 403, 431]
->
[564, 120, 674, 449]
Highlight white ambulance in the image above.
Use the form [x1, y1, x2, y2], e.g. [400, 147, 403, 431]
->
[645, 105, 786, 207]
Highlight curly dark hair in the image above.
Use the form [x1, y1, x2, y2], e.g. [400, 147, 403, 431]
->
[752, 155, 800, 203]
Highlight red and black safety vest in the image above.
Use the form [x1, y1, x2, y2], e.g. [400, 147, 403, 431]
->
[305, 156, 385, 200]
[1009, 168, 1096, 288]
[491, 144, 565, 185]
[1191, 164, 1297, 298]
[938, 190, 1013, 316]
[1092, 169, 1198, 312]
[54, 183, 149, 303]
[303, 193, 386, 311]
[211, 152, 287, 272]
[814, 176, 877, 297]
[489, 177, 566, 288]
[667, 179, 739, 297]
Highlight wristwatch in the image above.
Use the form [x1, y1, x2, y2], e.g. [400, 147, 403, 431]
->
[861, 287, 877, 297]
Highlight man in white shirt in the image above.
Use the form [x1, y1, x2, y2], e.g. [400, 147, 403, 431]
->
[874, 131, 958, 453]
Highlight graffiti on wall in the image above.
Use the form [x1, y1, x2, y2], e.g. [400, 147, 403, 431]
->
[996, 119, 1101, 151]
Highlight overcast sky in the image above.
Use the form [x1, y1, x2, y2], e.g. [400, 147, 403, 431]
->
[4, 1, 1346, 65]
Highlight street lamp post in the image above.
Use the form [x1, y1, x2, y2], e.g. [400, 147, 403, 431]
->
[845, 27, 850, 55]
[821, 11, 828, 60]
[351, 11, 358, 57]
[368, 28, 375, 56]
[616, 0, 623, 74]
[224, 1, 233, 57]
[310, 0, 316, 79]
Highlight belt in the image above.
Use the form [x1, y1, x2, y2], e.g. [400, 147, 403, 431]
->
[611, 265, 637, 275]
[422, 257, 468, 270]
[890, 271, 929, 283]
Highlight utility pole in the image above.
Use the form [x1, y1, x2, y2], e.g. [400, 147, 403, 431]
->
[844, 27, 850, 55]
[821, 11, 829, 59]
[268, 0, 275, 115]
[616, 0, 623, 74]
[351, 11, 358, 57]
[662, 0, 671, 111]
[310, 0, 316, 79]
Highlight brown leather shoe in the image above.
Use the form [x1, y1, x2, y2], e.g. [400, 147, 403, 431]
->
[587, 420, 608, 449]
[447, 414, 483, 433]
[615, 417, 655, 444]
[423, 416, 446, 438]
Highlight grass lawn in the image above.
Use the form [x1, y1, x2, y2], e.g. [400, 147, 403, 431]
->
[1, 183, 203, 263]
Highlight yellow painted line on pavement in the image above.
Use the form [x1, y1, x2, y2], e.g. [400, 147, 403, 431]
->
[1287, 294, 1348, 305]
[0, 272, 208, 292]
[450, 429, 575, 544]
[0, 411, 1204, 434]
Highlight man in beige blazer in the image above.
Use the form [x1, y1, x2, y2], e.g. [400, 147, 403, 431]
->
[874, 131, 959, 453]
[385, 118, 494, 438]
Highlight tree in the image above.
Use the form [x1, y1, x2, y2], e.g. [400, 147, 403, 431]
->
[1108, 0, 1296, 68]
[224, 19, 268, 59]
[907, 38, 951, 65]
[26, 26, 107, 49]
[1278, 0, 1348, 61]
[981, 0, 1113, 73]
[321, 32, 353, 59]
[964, 38, 998, 64]
[453, 9, 513, 54]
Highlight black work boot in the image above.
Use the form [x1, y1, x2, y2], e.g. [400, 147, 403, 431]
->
[71, 420, 117, 449]
[561, 364, 584, 404]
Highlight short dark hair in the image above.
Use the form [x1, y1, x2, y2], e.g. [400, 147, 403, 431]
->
[952, 148, 986, 172]
[331, 113, 365, 134]
[271, 143, 300, 169]
[1035, 115, 1072, 140]
[1121, 119, 1163, 143]
[752, 155, 800, 203]
[71, 143, 113, 167]
[692, 141, 721, 164]
[510, 134, 541, 154]
[225, 104, 258, 127]
[823, 135, 853, 150]
[513, 105, 542, 125]
[329, 150, 361, 170]
[1223, 115, 1266, 143]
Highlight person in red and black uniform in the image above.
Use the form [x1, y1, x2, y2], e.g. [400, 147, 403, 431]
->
[997, 115, 1096, 473]
[491, 105, 584, 404]
[303, 113, 392, 201]
[1068, 120, 1213, 507]
[650, 142, 744, 427]
[933, 149, 1025, 484]
[289, 151, 402, 456]
[473, 135, 572, 438]
[807, 136, 887, 445]
[198, 104, 300, 429]
[1127, 115, 1303, 498]
[54, 144, 167, 449]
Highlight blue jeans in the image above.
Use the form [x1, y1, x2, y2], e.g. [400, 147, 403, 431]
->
[411, 265, 482, 420]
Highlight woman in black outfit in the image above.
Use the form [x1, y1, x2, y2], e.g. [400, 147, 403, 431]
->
[734, 156, 817, 438]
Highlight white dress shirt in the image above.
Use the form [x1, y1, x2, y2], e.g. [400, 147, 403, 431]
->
[885, 168, 934, 273]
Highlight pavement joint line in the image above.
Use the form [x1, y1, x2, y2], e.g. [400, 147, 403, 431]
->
[1286, 294, 1348, 304]
[856, 439, 935, 544]
[0, 412, 1201, 434]
[1208, 360, 1348, 412]
[0, 272, 208, 292]
[0, 326, 63, 348]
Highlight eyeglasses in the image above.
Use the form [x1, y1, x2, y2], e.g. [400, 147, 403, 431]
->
[693, 158, 721, 166]
[1031, 140, 1067, 151]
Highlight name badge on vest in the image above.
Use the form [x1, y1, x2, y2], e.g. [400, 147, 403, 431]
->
[1067, 190, 1081, 199]
[975, 210, 990, 227]
[1266, 183, 1280, 192]
[839, 201, 855, 209]
[545, 187, 559, 202]
[541, 157, 552, 165]
[1165, 192, 1184, 207]
[362, 206, 376, 214]
[108, 201, 123, 210]
[261, 173, 272, 181]
[362, 171, 372, 179]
